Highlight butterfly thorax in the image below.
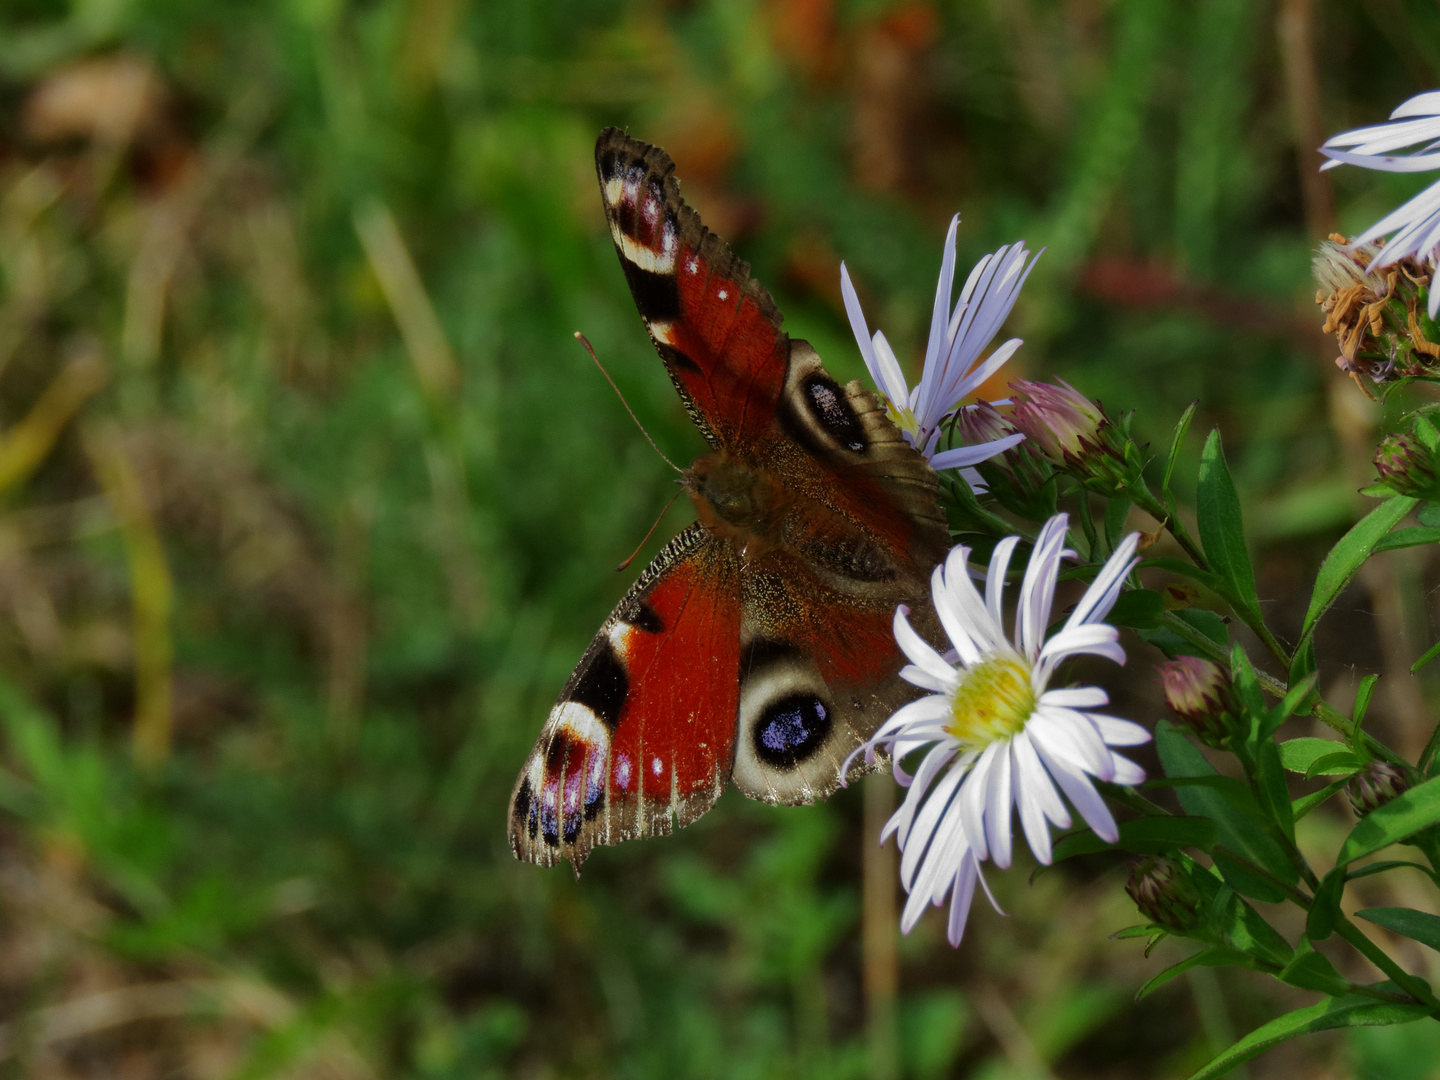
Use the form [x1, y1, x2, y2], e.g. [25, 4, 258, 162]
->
[685, 451, 795, 561]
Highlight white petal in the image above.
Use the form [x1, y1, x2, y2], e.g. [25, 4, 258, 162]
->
[946, 856, 980, 946]
[1028, 706, 1111, 779]
[1109, 752, 1146, 786]
[1033, 741, 1118, 842]
[1011, 731, 1065, 863]
[1017, 515, 1069, 660]
[932, 556, 987, 666]
[870, 331, 914, 416]
[927, 432, 1025, 471]
[959, 742, 1000, 860]
[1039, 686, 1109, 709]
[1085, 712, 1152, 747]
[899, 663, 953, 694]
[984, 740, 1015, 869]
[1065, 532, 1140, 629]
[894, 604, 958, 685]
[1320, 146, 1440, 172]
[985, 535, 1021, 635]
[899, 761, 968, 888]
[1392, 92, 1440, 119]
[888, 741, 959, 847]
[841, 262, 881, 382]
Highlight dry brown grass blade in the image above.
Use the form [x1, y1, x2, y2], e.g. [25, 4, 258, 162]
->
[83, 425, 173, 770]
[0, 346, 108, 498]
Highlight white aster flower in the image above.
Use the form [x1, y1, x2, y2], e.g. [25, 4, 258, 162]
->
[1320, 90, 1440, 319]
[850, 513, 1149, 947]
[842, 216, 1039, 477]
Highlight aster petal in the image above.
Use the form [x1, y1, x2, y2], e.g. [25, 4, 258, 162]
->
[899, 761, 968, 888]
[959, 742, 1001, 860]
[1084, 712, 1152, 747]
[941, 547, 1007, 654]
[1320, 146, 1440, 172]
[932, 557, 987, 665]
[870, 331, 915, 424]
[1109, 752, 1146, 786]
[1034, 744, 1119, 842]
[899, 663, 953, 694]
[924, 791, 977, 905]
[894, 604, 959, 685]
[1064, 533, 1140, 629]
[946, 856, 980, 947]
[885, 741, 960, 846]
[861, 694, 951, 755]
[984, 740, 1015, 869]
[1039, 686, 1109, 709]
[985, 535, 1021, 633]
[1431, 278, 1440, 321]
[1037, 625, 1125, 686]
[1017, 515, 1069, 660]
[922, 216, 960, 393]
[1352, 181, 1440, 249]
[1392, 92, 1440, 119]
[1322, 114, 1440, 154]
[1027, 705, 1112, 780]
[1010, 731, 1067, 864]
[927, 432, 1025, 472]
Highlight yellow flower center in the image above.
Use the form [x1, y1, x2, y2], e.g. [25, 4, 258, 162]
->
[885, 400, 919, 441]
[948, 655, 1036, 746]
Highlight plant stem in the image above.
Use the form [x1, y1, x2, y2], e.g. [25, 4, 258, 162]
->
[1334, 915, 1440, 1012]
[1131, 483, 1209, 569]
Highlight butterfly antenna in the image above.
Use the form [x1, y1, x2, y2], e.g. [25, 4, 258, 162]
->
[615, 488, 684, 572]
[575, 332, 683, 474]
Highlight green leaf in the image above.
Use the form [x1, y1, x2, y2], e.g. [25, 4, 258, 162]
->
[1280, 737, 1348, 774]
[1104, 495, 1134, 550]
[1051, 814, 1218, 862]
[1287, 638, 1317, 692]
[1155, 723, 1298, 886]
[1136, 947, 1249, 1001]
[1196, 430, 1262, 622]
[1139, 557, 1228, 596]
[1304, 752, 1363, 780]
[1200, 879, 1294, 966]
[1228, 644, 1265, 718]
[1307, 869, 1345, 941]
[1338, 776, 1440, 866]
[1412, 637, 1440, 674]
[1299, 496, 1418, 646]
[1113, 923, 1163, 940]
[1278, 937, 1351, 995]
[1419, 501, 1440, 528]
[1185, 996, 1431, 1080]
[1163, 400, 1199, 521]
[1347, 861, 1440, 885]
[1374, 526, 1440, 553]
[1293, 778, 1349, 821]
[1253, 737, 1295, 839]
[1354, 674, 1379, 732]
[1213, 848, 1288, 903]
[1357, 907, 1440, 953]
[1107, 588, 1164, 630]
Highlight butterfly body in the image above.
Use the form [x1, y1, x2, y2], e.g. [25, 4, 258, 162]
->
[509, 130, 950, 869]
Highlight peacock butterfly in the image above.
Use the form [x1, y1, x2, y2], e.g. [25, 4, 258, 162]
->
[508, 129, 951, 870]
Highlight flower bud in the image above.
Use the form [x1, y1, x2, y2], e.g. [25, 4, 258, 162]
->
[955, 401, 1056, 520]
[1372, 433, 1440, 498]
[1314, 235, 1440, 387]
[1346, 761, 1410, 817]
[1156, 657, 1239, 749]
[1126, 855, 1202, 935]
[1008, 379, 1141, 496]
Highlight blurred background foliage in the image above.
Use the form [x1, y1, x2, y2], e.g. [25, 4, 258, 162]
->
[1, 0, 1439, 1076]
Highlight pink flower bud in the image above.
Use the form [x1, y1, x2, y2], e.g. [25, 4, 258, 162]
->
[1156, 657, 1238, 749]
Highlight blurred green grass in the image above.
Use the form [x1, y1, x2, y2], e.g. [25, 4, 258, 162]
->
[0, 0, 1439, 1076]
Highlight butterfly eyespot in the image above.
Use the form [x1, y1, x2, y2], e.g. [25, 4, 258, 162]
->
[754, 693, 832, 769]
[800, 374, 868, 453]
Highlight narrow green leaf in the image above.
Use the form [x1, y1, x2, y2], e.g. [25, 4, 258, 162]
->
[1280, 737, 1347, 774]
[1113, 923, 1163, 940]
[1213, 848, 1288, 903]
[1278, 937, 1350, 995]
[1337, 775, 1440, 866]
[1412, 637, 1440, 674]
[1200, 878, 1293, 965]
[1155, 723, 1297, 883]
[1304, 752, 1363, 780]
[1051, 813, 1218, 861]
[1300, 495, 1418, 645]
[1374, 526, 1440, 553]
[1353, 674, 1379, 731]
[1357, 907, 1440, 952]
[1107, 588, 1164, 630]
[1286, 639, 1317, 697]
[1185, 997, 1431, 1080]
[1136, 947, 1248, 1002]
[1347, 861, 1440, 885]
[1307, 870, 1345, 941]
[1254, 738, 1295, 839]
[1163, 400, 1199, 515]
[1104, 496, 1133, 550]
[1197, 429, 1262, 621]
[1293, 778, 1349, 821]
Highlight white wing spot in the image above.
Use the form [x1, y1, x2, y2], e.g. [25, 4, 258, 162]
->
[615, 753, 632, 791]
[652, 756, 663, 776]
[717, 288, 728, 300]
[686, 259, 699, 274]
[649, 320, 678, 346]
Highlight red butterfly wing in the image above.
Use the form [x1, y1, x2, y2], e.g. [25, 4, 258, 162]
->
[508, 526, 743, 869]
[596, 128, 788, 450]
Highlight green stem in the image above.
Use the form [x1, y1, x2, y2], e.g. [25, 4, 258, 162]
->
[1077, 486, 1099, 559]
[1131, 483, 1209, 570]
[1334, 915, 1440, 1012]
[1418, 718, 1440, 776]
